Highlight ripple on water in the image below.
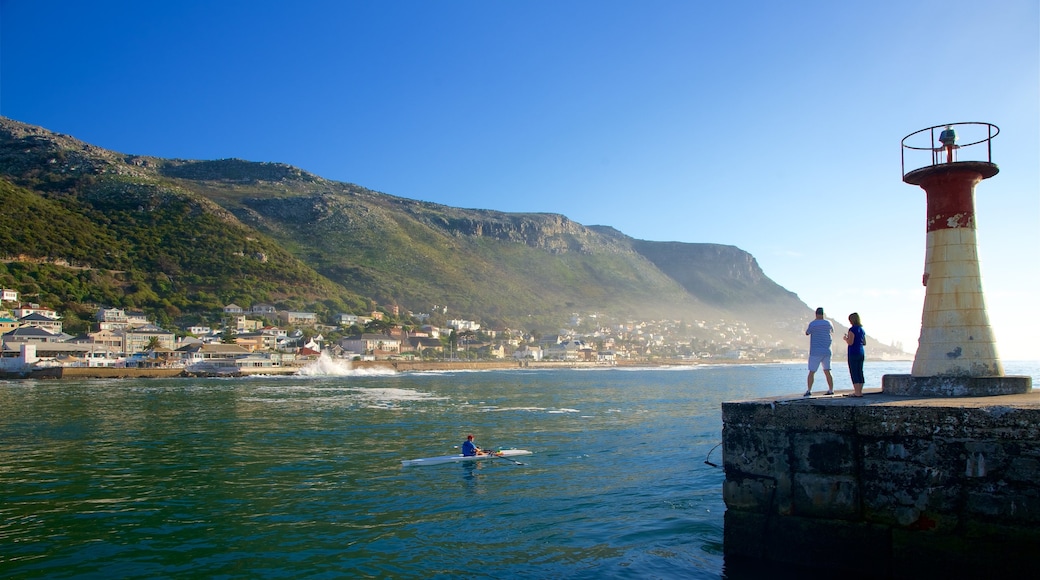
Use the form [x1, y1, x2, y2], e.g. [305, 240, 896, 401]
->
[0, 363, 951, 578]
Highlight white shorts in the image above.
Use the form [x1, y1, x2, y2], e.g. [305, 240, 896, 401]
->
[808, 353, 831, 372]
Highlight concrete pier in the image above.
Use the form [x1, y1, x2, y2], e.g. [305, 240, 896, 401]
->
[722, 390, 1039, 577]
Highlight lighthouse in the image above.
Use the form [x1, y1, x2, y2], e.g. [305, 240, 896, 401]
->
[721, 124, 1034, 577]
[884, 122, 1030, 396]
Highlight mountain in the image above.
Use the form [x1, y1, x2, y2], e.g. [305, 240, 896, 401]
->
[0, 116, 848, 351]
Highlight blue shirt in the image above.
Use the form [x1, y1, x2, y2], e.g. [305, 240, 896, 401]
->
[806, 319, 833, 356]
[461, 440, 477, 456]
[847, 325, 866, 358]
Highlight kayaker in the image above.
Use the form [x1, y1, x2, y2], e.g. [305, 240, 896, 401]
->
[461, 434, 483, 456]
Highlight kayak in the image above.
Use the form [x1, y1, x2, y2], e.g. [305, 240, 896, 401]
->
[401, 449, 532, 467]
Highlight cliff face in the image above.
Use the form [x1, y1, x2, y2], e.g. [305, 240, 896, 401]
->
[0, 115, 817, 342]
[629, 240, 801, 309]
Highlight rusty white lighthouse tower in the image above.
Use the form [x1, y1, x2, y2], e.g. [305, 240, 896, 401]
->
[884, 122, 1030, 396]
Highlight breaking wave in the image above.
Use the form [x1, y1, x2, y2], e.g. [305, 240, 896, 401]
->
[295, 353, 396, 376]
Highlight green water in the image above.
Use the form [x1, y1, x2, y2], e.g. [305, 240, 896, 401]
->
[2, 361, 985, 578]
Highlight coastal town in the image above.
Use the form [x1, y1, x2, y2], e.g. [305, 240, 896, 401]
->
[0, 287, 841, 378]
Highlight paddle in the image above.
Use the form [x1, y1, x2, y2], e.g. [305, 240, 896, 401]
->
[490, 450, 524, 465]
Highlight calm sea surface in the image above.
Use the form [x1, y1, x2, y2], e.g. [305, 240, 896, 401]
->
[2, 361, 1037, 579]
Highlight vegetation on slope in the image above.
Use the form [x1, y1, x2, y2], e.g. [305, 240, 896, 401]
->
[1, 116, 821, 346]
[1, 176, 367, 333]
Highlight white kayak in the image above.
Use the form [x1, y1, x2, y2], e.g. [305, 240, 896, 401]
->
[401, 449, 532, 467]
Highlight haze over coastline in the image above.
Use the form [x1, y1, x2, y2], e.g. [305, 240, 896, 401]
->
[1, 1, 1036, 359]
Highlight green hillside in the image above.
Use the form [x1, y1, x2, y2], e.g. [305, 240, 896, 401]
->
[0, 172, 368, 332]
[1, 116, 823, 347]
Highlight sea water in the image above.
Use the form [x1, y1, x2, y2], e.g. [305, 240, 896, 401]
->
[2, 361, 1037, 579]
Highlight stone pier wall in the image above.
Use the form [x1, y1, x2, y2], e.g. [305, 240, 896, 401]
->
[721, 392, 1039, 577]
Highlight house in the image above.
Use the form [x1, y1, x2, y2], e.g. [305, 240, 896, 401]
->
[261, 326, 287, 338]
[338, 333, 401, 357]
[419, 325, 442, 338]
[12, 304, 59, 319]
[1, 341, 122, 368]
[545, 339, 589, 361]
[96, 307, 124, 320]
[176, 336, 205, 348]
[448, 319, 481, 332]
[177, 343, 293, 373]
[303, 337, 322, 352]
[407, 336, 444, 355]
[477, 343, 506, 359]
[235, 352, 285, 369]
[122, 325, 176, 354]
[234, 330, 279, 352]
[250, 303, 277, 315]
[0, 314, 18, 334]
[513, 345, 543, 361]
[96, 308, 129, 330]
[95, 307, 150, 330]
[125, 311, 150, 326]
[335, 313, 360, 327]
[0, 342, 36, 371]
[231, 315, 262, 332]
[2, 326, 64, 344]
[223, 303, 244, 315]
[279, 311, 318, 327]
[1, 289, 18, 303]
[86, 329, 125, 352]
[298, 346, 321, 358]
[178, 343, 251, 367]
[127, 347, 183, 369]
[19, 312, 63, 334]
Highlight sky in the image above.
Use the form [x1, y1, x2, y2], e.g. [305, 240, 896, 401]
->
[2, 0, 1038, 360]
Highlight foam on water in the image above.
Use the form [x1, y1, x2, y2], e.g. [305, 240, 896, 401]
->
[242, 385, 448, 406]
[295, 352, 396, 376]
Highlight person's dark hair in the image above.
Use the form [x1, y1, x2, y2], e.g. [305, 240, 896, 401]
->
[849, 312, 861, 326]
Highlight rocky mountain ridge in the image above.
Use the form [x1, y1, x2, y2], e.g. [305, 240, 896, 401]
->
[1, 116, 853, 351]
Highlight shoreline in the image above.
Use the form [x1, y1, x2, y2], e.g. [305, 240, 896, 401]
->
[1, 356, 918, 380]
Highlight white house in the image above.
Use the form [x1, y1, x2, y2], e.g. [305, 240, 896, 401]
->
[96, 307, 151, 330]
[513, 345, 543, 361]
[335, 313, 360, 327]
[0, 342, 38, 371]
[448, 319, 481, 332]
[13, 304, 59, 319]
[178, 343, 251, 372]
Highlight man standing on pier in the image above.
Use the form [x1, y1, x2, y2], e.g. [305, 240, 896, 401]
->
[805, 307, 834, 396]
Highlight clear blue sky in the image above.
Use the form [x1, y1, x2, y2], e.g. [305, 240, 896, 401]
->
[2, 0, 1038, 360]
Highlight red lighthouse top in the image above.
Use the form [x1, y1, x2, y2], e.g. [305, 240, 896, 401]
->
[901, 122, 999, 185]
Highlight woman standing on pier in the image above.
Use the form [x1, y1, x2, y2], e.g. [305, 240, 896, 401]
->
[843, 312, 866, 397]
